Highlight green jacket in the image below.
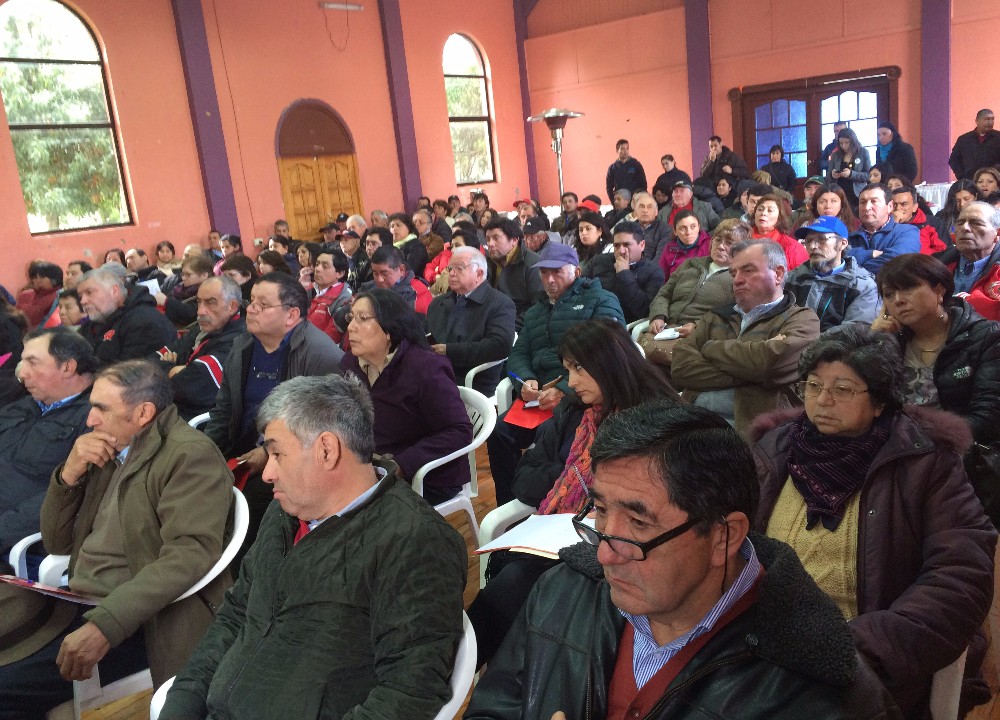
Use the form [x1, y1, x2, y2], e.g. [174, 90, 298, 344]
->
[670, 292, 820, 436]
[41, 404, 234, 686]
[160, 473, 467, 720]
[648, 255, 734, 325]
[507, 278, 625, 396]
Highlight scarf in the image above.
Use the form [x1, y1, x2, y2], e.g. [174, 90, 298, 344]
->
[172, 281, 200, 301]
[786, 412, 890, 531]
[537, 406, 601, 515]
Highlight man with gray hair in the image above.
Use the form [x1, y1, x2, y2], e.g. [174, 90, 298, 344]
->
[605, 188, 632, 227]
[370, 209, 389, 229]
[0, 360, 233, 715]
[77, 266, 177, 366]
[156, 275, 245, 420]
[939, 200, 1000, 321]
[427, 245, 516, 396]
[158, 374, 467, 719]
[671, 240, 820, 435]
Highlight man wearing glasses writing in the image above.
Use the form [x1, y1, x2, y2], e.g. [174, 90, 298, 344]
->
[465, 402, 897, 719]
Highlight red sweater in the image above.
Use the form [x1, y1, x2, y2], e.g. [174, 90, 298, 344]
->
[751, 228, 808, 270]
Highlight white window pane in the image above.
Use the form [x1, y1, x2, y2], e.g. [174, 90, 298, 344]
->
[839, 91, 858, 121]
[442, 34, 483, 75]
[858, 91, 878, 120]
[0, 0, 99, 61]
[852, 118, 878, 148]
[821, 97, 840, 125]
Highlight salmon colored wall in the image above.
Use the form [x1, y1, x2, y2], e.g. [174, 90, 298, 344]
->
[951, 0, 1000, 177]
[397, 0, 531, 211]
[0, 0, 209, 291]
[200, 0, 401, 242]
[708, 0, 921, 178]
[524, 6, 691, 206]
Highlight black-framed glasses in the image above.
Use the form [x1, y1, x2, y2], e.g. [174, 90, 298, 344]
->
[572, 498, 697, 561]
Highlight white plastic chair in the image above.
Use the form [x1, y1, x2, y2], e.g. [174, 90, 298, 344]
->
[476, 499, 535, 588]
[150, 611, 477, 720]
[411, 387, 496, 540]
[929, 648, 968, 720]
[629, 318, 650, 341]
[494, 377, 515, 415]
[11, 487, 249, 720]
[188, 412, 211, 430]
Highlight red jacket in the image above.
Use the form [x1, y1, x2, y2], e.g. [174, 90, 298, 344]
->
[16, 287, 61, 330]
[750, 229, 809, 270]
[945, 246, 1000, 321]
[906, 208, 947, 255]
[306, 283, 352, 344]
[412, 277, 432, 314]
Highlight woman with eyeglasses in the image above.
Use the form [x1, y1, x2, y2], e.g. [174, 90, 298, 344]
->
[340, 288, 472, 505]
[750, 325, 995, 717]
[468, 318, 679, 667]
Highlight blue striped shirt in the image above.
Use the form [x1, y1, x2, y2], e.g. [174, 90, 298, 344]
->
[621, 537, 760, 688]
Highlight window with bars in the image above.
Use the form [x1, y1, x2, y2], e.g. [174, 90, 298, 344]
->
[442, 34, 496, 186]
[0, 0, 131, 234]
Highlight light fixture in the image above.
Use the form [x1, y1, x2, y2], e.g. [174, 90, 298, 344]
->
[527, 108, 584, 198]
[319, 2, 363, 10]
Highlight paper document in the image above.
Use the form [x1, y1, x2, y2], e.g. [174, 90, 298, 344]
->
[475, 513, 593, 559]
[139, 278, 161, 295]
[654, 328, 680, 341]
[0, 575, 101, 605]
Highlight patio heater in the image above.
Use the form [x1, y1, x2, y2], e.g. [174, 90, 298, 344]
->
[527, 108, 584, 198]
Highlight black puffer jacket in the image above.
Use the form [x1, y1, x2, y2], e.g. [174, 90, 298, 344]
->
[466, 535, 899, 720]
[81, 286, 177, 366]
[897, 299, 1000, 445]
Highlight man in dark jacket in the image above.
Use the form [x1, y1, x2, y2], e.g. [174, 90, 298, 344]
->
[466, 403, 898, 720]
[606, 138, 647, 203]
[485, 217, 543, 330]
[427, 246, 516, 396]
[583, 220, 664, 322]
[157, 276, 245, 420]
[0, 327, 95, 570]
[487, 243, 624, 503]
[948, 109, 1000, 180]
[632, 191, 672, 263]
[700, 135, 750, 184]
[77, 267, 177, 366]
[158, 374, 466, 720]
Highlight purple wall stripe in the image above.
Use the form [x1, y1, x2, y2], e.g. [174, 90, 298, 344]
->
[684, 0, 713, 172]
[921, 0, 951, 183]
[516, 0, 540, 201]
[171, 0, 240, 234]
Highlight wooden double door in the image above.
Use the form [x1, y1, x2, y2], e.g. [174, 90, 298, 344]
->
[278, 154, 363, 241]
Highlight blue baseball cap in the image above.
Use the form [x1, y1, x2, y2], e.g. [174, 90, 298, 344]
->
[533, 242, 579, 269]
[794, 215, 849, 240]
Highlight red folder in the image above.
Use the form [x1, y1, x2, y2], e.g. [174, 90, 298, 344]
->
[504, 399, 554, 429]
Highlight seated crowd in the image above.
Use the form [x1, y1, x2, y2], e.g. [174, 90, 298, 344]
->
[1, 113, 1000, 719]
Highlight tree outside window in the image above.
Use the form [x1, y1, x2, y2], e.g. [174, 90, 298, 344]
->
[0, 0, 131, 233]
[442, 34, 495, 186]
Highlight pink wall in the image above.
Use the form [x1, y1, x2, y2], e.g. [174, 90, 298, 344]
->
[397, 0, 531, 211]
[707, 0, 922, 177]
[951, 0, 1000, 175]
[200, 0, 402, 242]
[0, 0, 209, 290]
[524, 6, 691, 206]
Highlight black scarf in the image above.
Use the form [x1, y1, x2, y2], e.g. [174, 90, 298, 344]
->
[786, 413, 890, 531]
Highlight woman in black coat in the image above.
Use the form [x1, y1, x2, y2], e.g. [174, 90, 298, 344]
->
[759, 144, 797, 192]
[876, 121, 918, 182]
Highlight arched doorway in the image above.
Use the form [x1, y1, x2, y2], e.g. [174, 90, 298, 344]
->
[276, 101, 363, 240]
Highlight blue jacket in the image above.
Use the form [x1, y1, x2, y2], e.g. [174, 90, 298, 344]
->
[846, 218, 920, 274]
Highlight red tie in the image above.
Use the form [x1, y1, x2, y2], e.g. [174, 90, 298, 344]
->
[293, 520, 310, 545]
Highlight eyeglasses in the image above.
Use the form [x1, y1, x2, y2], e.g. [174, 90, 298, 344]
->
[344, 311, 377, 324]
[802, 234, 840, 247]
[794, 380, 869, 403]
[247, 300, 290, 312]
[446, 263, 470, 273]
[572, 498, 696, 561]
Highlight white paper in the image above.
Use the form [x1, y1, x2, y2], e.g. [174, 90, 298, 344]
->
[475, 513, 592, 558]
[654, 328, 680, 341]
[139, 278, 161, 295]
[523, 400, 540, 408]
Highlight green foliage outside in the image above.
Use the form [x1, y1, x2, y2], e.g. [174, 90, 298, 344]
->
[0, 13, 129, 233]
[445, 75, 493, 185]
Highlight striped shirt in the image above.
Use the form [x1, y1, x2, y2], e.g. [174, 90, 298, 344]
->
[621, 537, 760, 688]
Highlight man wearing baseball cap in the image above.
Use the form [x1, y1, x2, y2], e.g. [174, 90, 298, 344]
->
[487, 242, 624, 504]
[522, 215, 554, 255]
[790, 176, 825, 227]
[657, 180, 720, 236]
[786, 215, 879, 331]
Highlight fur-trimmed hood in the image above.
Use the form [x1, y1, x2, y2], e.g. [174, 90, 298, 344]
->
[748, 404, 973, 456]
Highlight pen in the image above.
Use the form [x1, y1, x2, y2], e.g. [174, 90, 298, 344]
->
[508, 371, 527, 385]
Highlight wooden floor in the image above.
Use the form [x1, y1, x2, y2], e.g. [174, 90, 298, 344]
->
[85, 445, 1000, 720]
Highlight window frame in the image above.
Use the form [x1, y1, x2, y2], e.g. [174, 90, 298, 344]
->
[0, 0, 133, 235]
[442, 34, 497, 186]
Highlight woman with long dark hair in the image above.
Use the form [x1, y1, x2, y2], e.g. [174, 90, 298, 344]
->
[827, 127, 871, 208]
[340, 288, 472, 504]
[468, 318, 679, 666]
[573, 210, 612, 274]
[876, 121, 918, 181]
[930, 179, 977, 246]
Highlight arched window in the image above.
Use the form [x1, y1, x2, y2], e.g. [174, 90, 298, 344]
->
[0, 0, 130, 233]
[442, 34, 495, 186]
